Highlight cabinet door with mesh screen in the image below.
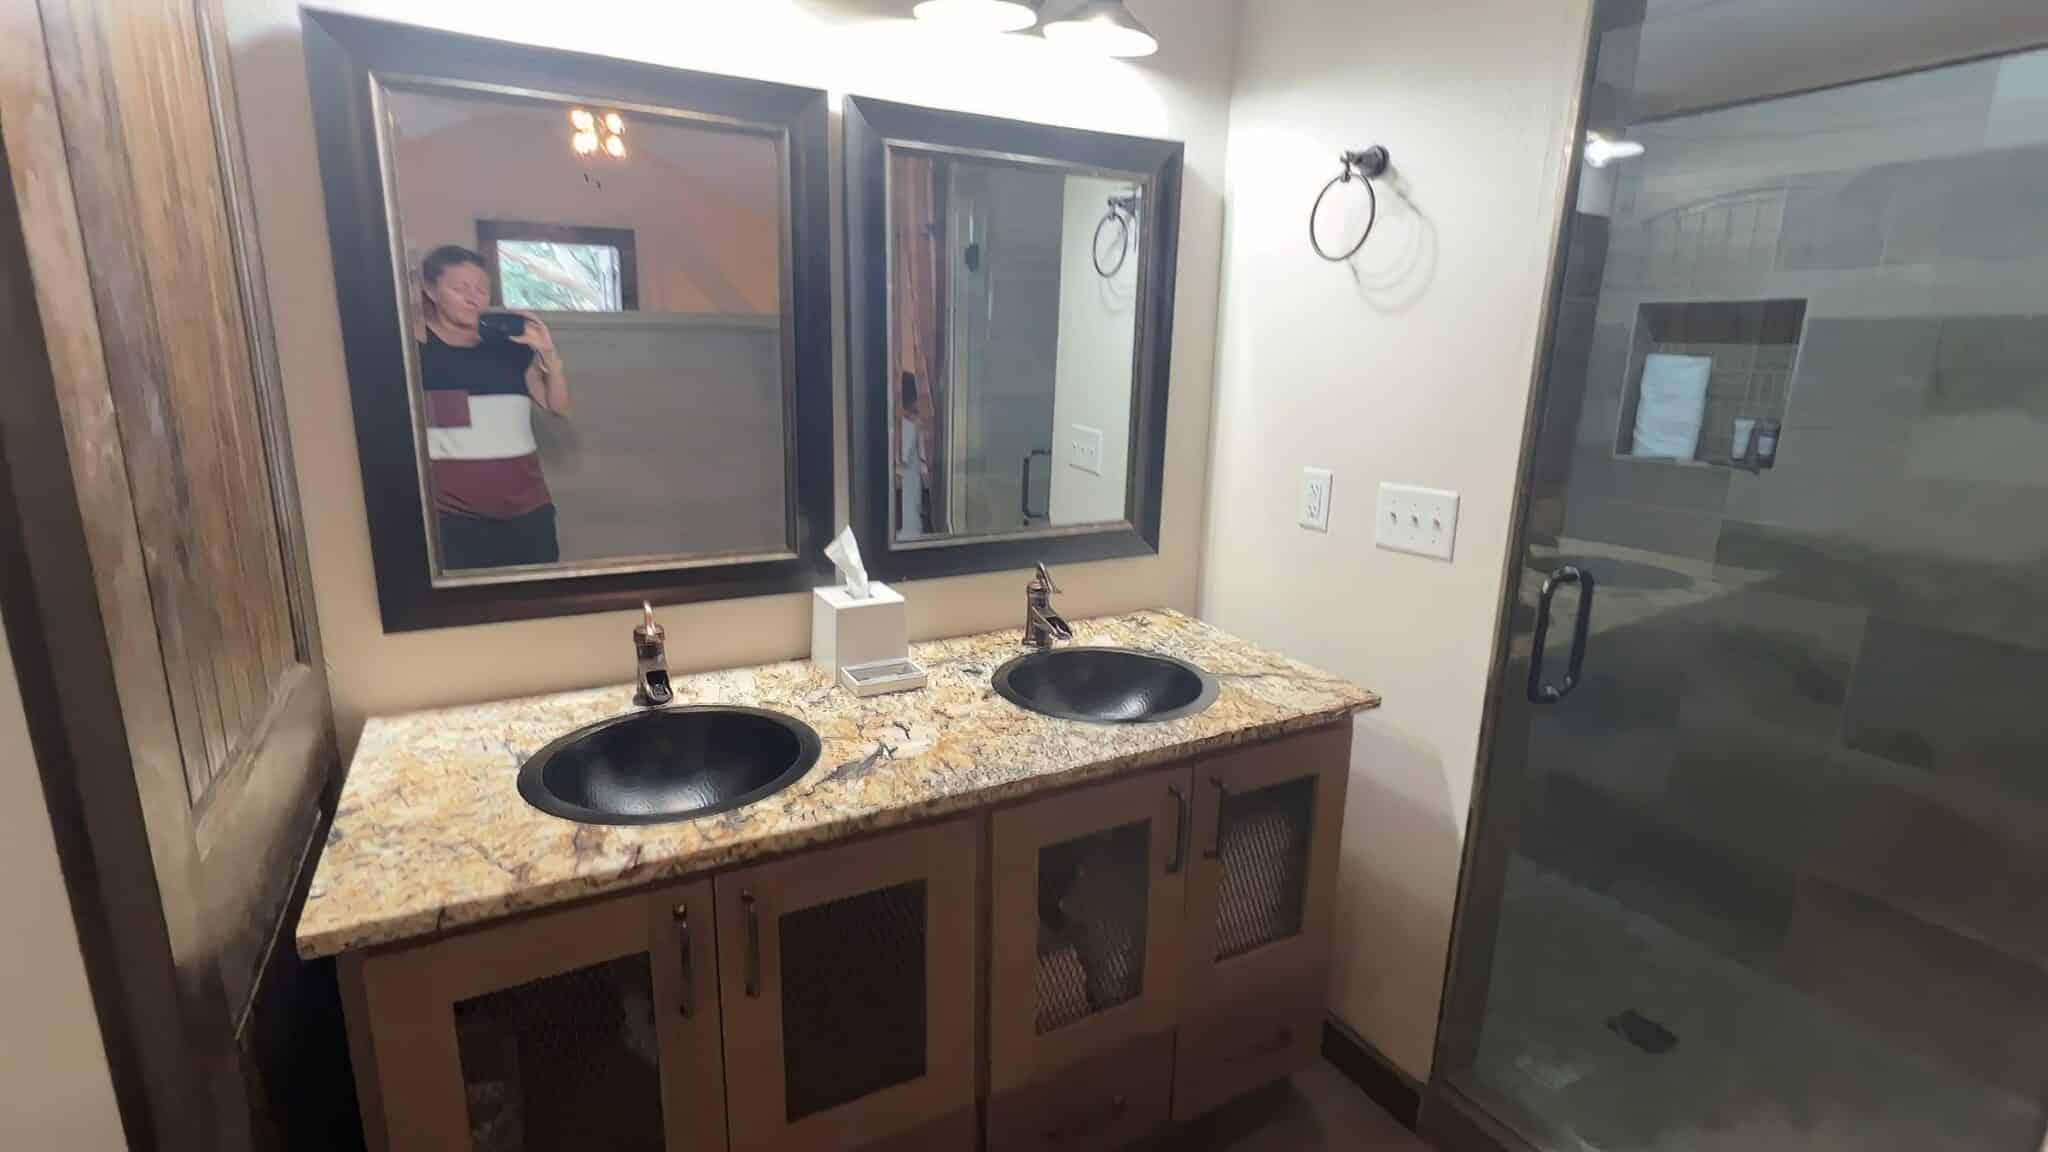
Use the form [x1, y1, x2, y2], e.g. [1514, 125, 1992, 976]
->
[986, 767, 1190, 1149]
[715, 819, 978, 1152]
[350, 880, 725, 1152]
[1173, 724, 1352, 1121]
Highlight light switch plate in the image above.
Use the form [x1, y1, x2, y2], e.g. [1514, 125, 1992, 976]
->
[1376, 483, 1459, 560]
[1069, 424, 1104, 476]
[1300, 467, 1334, 532]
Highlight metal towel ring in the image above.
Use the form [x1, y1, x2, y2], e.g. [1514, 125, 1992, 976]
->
[1311, 146, 1391, 262]
[1092, 191, 1141, 278]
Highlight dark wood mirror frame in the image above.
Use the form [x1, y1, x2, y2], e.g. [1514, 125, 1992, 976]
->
[304, 11, 833, 632]
[844, 96, 1183, 582]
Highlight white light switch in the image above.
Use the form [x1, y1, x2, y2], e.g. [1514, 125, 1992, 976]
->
[1376, 483, 1459, 561]
[1069, 424, 1104, 476]
[1300, 467, 1334, 532]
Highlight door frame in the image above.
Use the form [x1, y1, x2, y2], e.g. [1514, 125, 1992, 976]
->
[0, 0, 336, 1146]
[1420, 2, 2048, 1149]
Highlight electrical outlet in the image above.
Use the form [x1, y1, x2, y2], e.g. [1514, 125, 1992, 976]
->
[1375, 483, 1459, 560]
[1069, 424, 1104, 476]
[1300, 467, 1334, 532]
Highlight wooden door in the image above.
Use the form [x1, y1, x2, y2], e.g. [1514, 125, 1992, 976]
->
[1173, 724, 1351, 1121]
[716, 819, 980, 1152]
[985, 766, 1190, 1151]
[0, 0, 334, 1146]
[346, 881, 725, 1152]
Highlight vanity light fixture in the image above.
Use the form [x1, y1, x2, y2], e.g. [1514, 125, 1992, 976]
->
[570, 107, 626, 159]
[1043, 0, 1158, 58]
[912, 0, 1041, 33]
[1584, 131, 1644, 168]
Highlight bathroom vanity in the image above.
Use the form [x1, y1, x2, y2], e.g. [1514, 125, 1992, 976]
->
[297, 611, 1377, 1151]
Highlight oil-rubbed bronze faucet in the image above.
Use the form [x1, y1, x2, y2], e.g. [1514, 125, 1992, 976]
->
[1023, 563, 1074, 650]
[633, 601, 674, 706]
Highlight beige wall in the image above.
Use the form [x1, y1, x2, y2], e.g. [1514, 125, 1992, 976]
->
[220, 0, 1238, 750]
[387, 97, 782, 315]
[0, 612, 128, 1150]
[1050, 174, 1140, 525]
[1204, 0, 1590, 1078]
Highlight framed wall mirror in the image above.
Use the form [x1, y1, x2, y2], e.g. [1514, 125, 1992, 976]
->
[305, 12, 832, 631]
[845, 97, 1183, 581]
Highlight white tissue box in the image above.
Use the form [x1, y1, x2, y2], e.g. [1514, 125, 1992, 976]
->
[812, 582, 907, 679]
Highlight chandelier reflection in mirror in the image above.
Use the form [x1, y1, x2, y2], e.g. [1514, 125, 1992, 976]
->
[570, 107, 627, 159]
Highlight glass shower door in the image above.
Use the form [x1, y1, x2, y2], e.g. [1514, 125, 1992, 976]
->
[1434, 5, 2048, 1151]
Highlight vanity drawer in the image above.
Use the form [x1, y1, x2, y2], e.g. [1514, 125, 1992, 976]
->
[1170, 969, 1322, 1122]
[987, 1030, 1173, 1152]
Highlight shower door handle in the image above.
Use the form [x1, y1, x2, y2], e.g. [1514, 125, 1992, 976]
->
[1527, 566, 1594, 705]
[1021, 449, 1051, 521]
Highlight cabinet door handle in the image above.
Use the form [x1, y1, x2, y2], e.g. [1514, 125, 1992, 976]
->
[1042, 1093, 1127, 1143]
[673, 903, 694, 1019]
[1201, 778, 1229, 860]
[741, 889, 761, 998]
[1166, 784, 1188, 874]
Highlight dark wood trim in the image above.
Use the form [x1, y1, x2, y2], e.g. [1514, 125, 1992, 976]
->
[843, 95, 1182, 583]
[1418, 1079, 1541, 1152]
[476, 219, 642, 312]
[302, 10, 835, 631]
[1319, 1016, 1422, 1132]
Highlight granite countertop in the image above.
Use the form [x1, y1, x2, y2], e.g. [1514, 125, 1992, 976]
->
[295, 610, 1379, 959]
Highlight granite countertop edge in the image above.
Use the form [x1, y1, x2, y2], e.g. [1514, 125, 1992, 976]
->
[295, 610, 1378, 960]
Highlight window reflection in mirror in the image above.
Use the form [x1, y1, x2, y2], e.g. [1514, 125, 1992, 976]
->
[381, 83, 792, 578]
[890, 150, 1143, 545]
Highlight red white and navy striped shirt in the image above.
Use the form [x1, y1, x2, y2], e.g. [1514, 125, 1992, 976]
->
[419, 332, 552, 520]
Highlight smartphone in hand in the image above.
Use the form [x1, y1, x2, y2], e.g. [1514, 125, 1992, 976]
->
[478, 312, 528, 342]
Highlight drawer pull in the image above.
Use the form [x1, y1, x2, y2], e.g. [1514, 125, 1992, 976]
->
[1201, 778, 1229, 860]
[1166, 784, 1188, 874]
[742, 889, 761, 998]
[1043, 1093, 1128, 1143]
[673, 903, 694, 1018]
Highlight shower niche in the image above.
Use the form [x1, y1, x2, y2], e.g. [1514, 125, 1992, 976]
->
[1615, 298, 1807, 468]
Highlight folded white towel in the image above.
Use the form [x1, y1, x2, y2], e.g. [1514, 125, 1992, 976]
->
[1632, 353, 1713, 460]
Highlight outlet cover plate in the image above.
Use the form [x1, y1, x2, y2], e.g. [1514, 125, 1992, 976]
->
[1376, 483, 1459, 560]
[1300, 467, 1334, 532]
[1069, 424, 1104, 476]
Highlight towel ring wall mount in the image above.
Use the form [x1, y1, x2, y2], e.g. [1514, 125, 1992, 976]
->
[1311, 145, 1391, 262]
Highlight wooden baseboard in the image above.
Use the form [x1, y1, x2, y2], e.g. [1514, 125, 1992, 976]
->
[1319, 1016, 1422, 1131]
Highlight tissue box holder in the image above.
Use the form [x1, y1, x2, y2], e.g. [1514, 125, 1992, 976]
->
[812, 582, 907, 679]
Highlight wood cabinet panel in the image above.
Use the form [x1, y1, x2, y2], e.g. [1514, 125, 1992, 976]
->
[349, 880, 723, 1152]
[987, 1029, 1175, 1152]
[988, 766, 1191, 1095]
[1173, 724, 1351, 1121]
[716, 818, 978, 1152]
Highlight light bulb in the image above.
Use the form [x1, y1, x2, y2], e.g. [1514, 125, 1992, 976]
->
[570, 108, 595, 131]
[604, 135, 626, 159]
[604, 111, 623, 134]
[572, 130, 599, 155]
[911, 0, 1038, 33]
[1043, 0, 1157, 57]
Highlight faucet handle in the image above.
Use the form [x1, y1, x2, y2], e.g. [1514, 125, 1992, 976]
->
[1035, 562, 1061, 595]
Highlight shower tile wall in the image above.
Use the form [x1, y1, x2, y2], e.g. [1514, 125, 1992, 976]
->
[1535, 49, 2048, 1112]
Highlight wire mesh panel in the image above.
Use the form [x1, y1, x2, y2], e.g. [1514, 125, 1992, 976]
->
[1036, 820, 1152, 1034]
[778, 879, 929, 1122]
[452, 955, 664, 1152]
[1213, 776, 1315, 960]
